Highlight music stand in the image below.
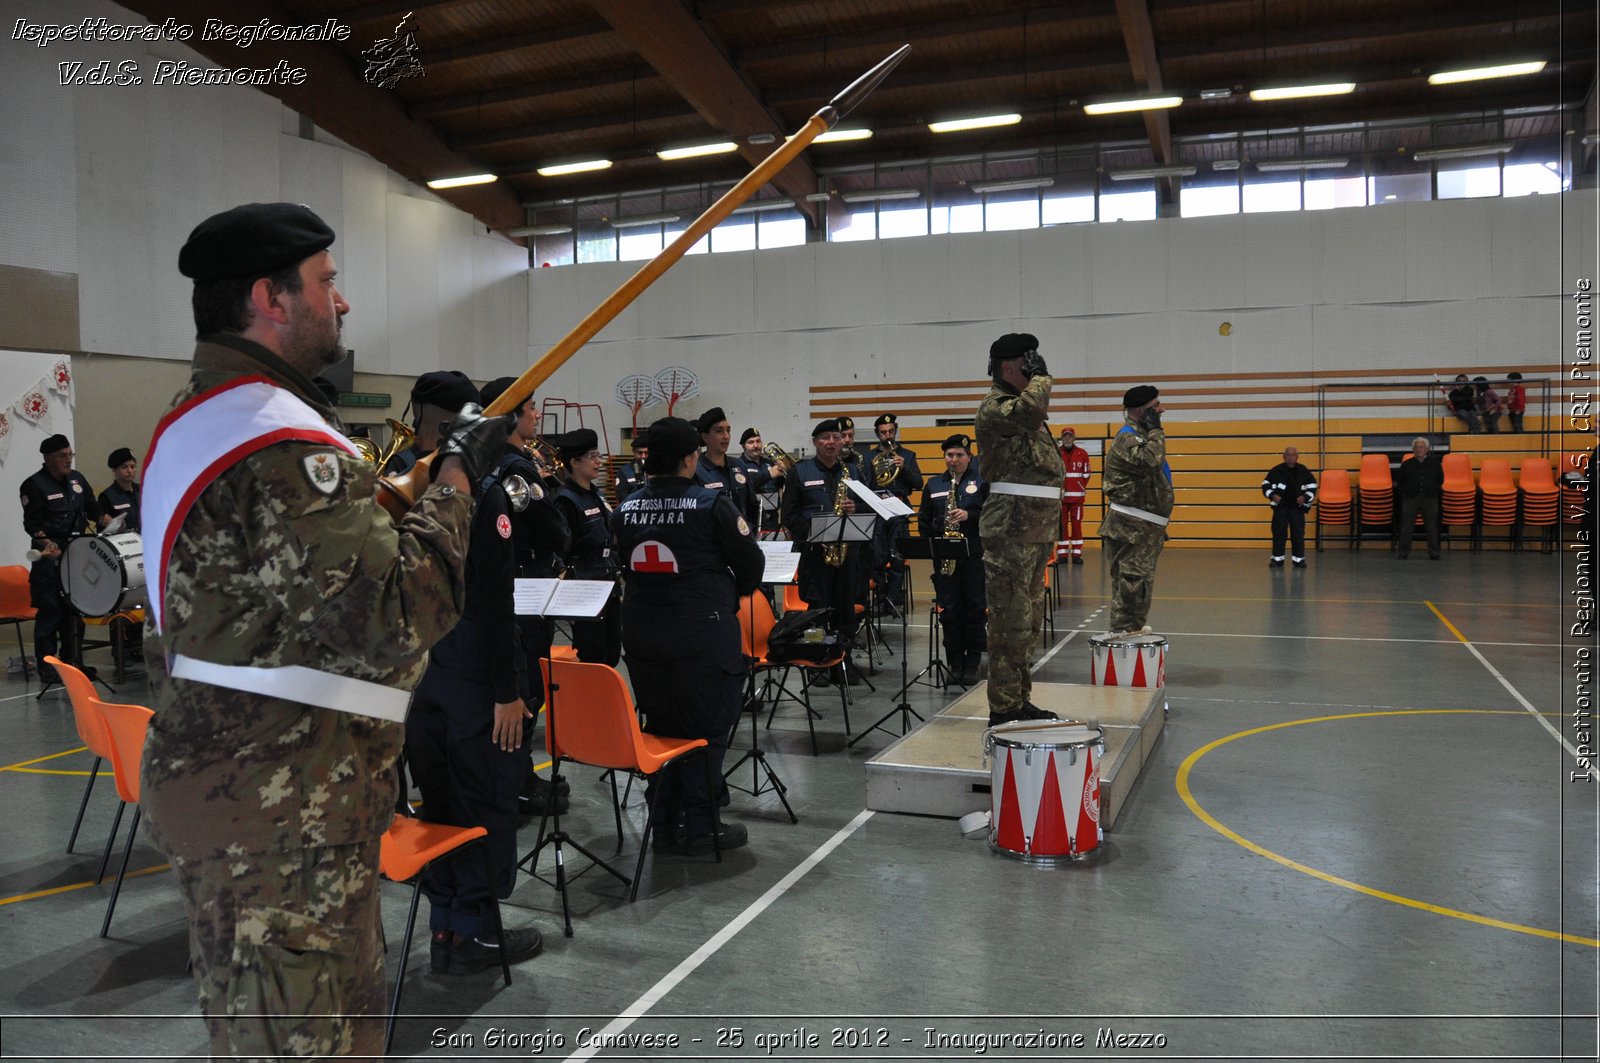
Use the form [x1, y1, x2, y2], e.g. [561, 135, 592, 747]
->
[848, 536, 951, 747]
[724, 557, 798, 824]
[806, 513, 878, 692]
[514, 579, 625, 938]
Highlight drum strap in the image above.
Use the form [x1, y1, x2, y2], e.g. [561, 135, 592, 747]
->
[170, 654, 410, 722]
[143, 376, 358, 634]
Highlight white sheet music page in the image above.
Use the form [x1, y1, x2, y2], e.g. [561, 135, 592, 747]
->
[514, 579, 560, 616]
[546, 579, 614, 617]
[761, 552, 801, 584]
[846, 477, 912, 517]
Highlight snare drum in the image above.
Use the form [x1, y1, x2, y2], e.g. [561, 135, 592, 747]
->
[62, 533, 145, 616]
[1088, 632, 1166, 688]
[985, 721, 1105, 864]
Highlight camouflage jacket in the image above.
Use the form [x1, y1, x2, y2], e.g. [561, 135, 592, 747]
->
[141, 334, 472, 859]
[975, 374, 1064, 543]
[1098, 422, 1174, 544]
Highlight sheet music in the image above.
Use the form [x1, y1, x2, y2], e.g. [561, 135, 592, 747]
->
[761, 552, 801, 584]
[846, 477, 913, 518]
[757, 540, 795, 557]
[514, 578, 614, 617]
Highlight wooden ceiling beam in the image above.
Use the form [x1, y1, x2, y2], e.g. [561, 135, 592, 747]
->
[115, 0, 526, 233]
[583, 0, 820, 223]
[452, 102, 700, 151]
[415, 18, 617, 68]
[1113, 0, 1175, 183]
[411, 67, 660, 120]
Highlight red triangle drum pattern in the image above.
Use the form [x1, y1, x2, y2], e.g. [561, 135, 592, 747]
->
[1089, 634, 1167, 689]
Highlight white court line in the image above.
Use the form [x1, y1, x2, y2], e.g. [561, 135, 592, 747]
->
[1163, 630, 1559, 648]
[561, 808, 876, 1062]
[1032, 605, 1102, 673]
[0, 691, 44, 705]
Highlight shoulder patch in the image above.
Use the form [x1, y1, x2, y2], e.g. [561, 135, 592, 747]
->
[736, 514, 752, 537]
[965, 482, 979, 494]
[496, 513, 512, 539]
[300, 451, 343, 496]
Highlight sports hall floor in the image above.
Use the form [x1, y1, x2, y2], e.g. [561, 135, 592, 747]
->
[1, 547, 1594, 1062]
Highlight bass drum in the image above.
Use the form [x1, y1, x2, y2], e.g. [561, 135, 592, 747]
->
[61, 533, 146, 616]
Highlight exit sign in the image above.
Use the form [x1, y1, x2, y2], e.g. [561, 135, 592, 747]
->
[338, 392, 393, 408]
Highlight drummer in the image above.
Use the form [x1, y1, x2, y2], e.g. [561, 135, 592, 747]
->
[98, 447, 142, 534]
[19, 434, 105, 681]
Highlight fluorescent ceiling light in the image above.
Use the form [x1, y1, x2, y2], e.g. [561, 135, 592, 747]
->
[729, 200, 798, 215]
[747, 132, 777, 145]
[1248, 83, 1355, 101]
[610, 213, 681, 228]
[1199, 87, 1234, 100]
[803, 192, 834, 202]
[1255, 157, 1350, 172]
[840, 189, 922, 203]
[536, 159, 612, 177]
[813, 128, 873, 143]
[1083, 96, 1182, 115]
[657, 141, 738, 161]
[1212, 159, 1241, 171]
[427, 173, 497, 189]
[1428, 61, 1547, 85]
[971, 177, 1055, 194]
[1107, 165, 1196, 181]
[504, 224, 573, 237]
[1411, 142, 1514, 162]
[928, 113, 1022, 133]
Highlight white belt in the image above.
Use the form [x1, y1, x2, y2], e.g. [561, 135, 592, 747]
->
[990, 482, 1059, 500]
[1108, 502, 1170, 527]
[171, 654, 412, 723]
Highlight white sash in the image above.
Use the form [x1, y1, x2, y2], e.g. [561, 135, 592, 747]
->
[142, 376, 357, 633]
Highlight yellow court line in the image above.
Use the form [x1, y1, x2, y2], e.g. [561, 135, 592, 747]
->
[0, 864, 170, 908]
[9, 768, 93, 776]
[1176, 709, 1600, 949]
[1, 746, 88, 771]
[1425, 599, 1470, 643]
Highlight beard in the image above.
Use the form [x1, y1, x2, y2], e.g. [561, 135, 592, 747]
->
[283, 303, 346, 375]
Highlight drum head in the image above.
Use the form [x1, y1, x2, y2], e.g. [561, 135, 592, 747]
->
[992, 722, 1101, 747]
[1090, 632, 1166, 649]
[61, 533, 144, 616]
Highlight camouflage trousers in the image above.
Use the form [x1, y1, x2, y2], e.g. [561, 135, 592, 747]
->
[169, 839, 387, 1061]
[983, 539, 1053, 713]
[1104, 532, 1165, 632]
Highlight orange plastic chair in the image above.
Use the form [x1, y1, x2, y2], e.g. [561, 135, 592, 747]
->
[782, 583, 806, 614]
[45, 656, 122, 866]
[1518, 457, 1558, 494]
[1440, 453, 1475, 493]
[379, 816, 506, 1053]
[1357, 454, 1394, 520]
[728, 593, 798, 823]
[532, 659, 713, 932]
[93, 696, 154, 939]
[744, 591, 850, 755]
[0, 566, 37, 678]
[1479, 458, 1517, 495]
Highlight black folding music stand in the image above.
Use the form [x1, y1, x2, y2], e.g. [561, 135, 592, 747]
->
[724, 586, 797, 824]
[848, 536, 956, 746]
[807, 512, 878, 693]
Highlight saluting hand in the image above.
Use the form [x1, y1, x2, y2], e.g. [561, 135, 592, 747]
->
[492, 698, 533, 752]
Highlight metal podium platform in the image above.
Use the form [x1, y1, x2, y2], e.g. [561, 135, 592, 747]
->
[864, 682, 1166, 829]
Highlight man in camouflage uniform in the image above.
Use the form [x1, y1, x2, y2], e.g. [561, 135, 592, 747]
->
[1098, 385, 1173, 635]
[975, 333, 1064, 727]
[140, 203, 510, 1060]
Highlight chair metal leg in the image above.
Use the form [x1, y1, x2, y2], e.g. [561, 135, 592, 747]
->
[99, 806, 140, 938]
[480, 844, 511, 986]
[385, 879, 425, 1054]
[630, 781, 661, 902]
[95, 800, 126, 885]
[67, 756, 101, 854]
[608, 771, 624, 849]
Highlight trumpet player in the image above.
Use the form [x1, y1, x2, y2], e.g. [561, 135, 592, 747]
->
[616, 434, 648, 503]
[384, 370, 480, 475]
[869, 413, 923, 616]
[781, 419, 863, 686]
[918, 433, 988, 686]
[738, 427, 784, 534]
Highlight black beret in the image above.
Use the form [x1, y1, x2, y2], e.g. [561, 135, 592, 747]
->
[410, 370, 478, 414]
[643, 417, 700, 473]
[39, 434, 69, 455]
[1122, 385, 1159, 408]
[553, 427, 599, 459]
[479, 375, 530, 411]
[941, 433, 972, 452]
[989, 333, 1039, 359]
[178, 202, 336, 283]
[695, 407, 728, 435]
[812, 419, 841, 438]
[874, 413, 897, 429]
[107, 447, 135, 469]
[739, 427, 760, 445]
[836, 416, 855, 432]
[630, 434, 647, 452]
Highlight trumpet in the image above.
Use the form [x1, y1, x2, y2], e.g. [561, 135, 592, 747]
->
[351, 418, 415, 470]
[525, 436, 567, 485]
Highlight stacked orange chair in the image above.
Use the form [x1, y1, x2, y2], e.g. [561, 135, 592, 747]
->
[1314, 469, 1353, 550]
[1478, 459, 1518, 543]
[1356, 455, 1394, 547]
[1559, 453, 1590, 527]
[1439, 453, 1479, 549]
[1517, 457, 1559, 550]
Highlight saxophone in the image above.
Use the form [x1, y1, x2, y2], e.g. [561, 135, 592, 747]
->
[821, 464, 852, 567]
[938, 487, 965, 576]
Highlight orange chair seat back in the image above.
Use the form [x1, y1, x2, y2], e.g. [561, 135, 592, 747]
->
[1479, 458, 1516, 494]
[1358, 454, 1393, 492]
[1317, 469, 1352, 504]
[0, 566, 36, 620]
[46, 656, 116, 760]
[1440, 453, 1474, 493]
[537, 659, 706, 773]
[1518, 458, 1557, 493]
[93, 698, 153, 804]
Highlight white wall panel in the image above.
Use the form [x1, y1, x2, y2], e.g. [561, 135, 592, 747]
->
[881, 238, 950, 325]
[1470, 296, 1563, 364]
[1090, 220, 1167, 314]
[1563, 193, 1599, 290]
[435, 204, 478, 376]
[529, 267, 584, 347]
[1018, 225, 1094, 318]
[385, 195, 442, 374]
[1405, 199, 1492, 302]
[1311, 301, 1480, 372]
[752, 243, 818, 333]
[0, 31, 77, 272]
[1244, 212, 1324, 309]
[339, 155, 393, 371]
[814, 241, 887, 328]
[1490, 195, 1563, 297]
[945, 231, 1022, 322]
[1322, 204, 1407, 305]
[1166, 215, 1243, 310]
